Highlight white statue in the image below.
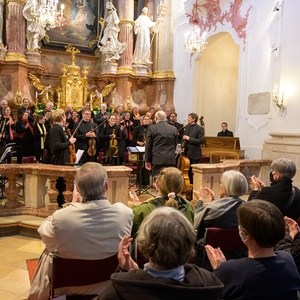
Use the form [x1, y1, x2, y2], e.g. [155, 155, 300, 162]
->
[99, 1, 126, 62]
[23, 0, 46, 51]
[133, 7, 160, 65]
[0, 0, 4, 47]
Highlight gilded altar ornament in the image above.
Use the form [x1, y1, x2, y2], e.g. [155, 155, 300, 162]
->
[13, 88, 23, 107]
[60, 45, 89, 111]
[101, 83, 116, 97]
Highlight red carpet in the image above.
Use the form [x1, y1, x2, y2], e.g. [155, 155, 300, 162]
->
[26, 258, 39, 283]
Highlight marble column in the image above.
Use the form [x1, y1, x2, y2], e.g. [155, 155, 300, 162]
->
[117, 0, 134, 72]
[5, 0, 26, 62]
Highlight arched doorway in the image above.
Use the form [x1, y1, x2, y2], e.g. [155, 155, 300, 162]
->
[193, 32, 239, 136]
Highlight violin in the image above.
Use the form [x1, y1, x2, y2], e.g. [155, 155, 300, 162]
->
[67, 128, 76, 163]
[109, 129, 118, 155]
[87, 137, 97, 156]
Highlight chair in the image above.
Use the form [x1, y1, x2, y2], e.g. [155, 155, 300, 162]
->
[50, 254, 118, 299]
[202, 227, 247, 268]
[98, 151, 105, 164]
[22, 156, 35, 163]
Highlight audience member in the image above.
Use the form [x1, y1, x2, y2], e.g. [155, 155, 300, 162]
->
[193, 170, 248, 266]
[28, 162, 134, 299]
[248, 158, 300, 219]
[130, 167, 194, 238]
[205, 200, 300, 300]
[276, 216, 300, 274]
[99, 207, 223, 300]
[145, 110, 177, 179]
[217, 122, 233, 137]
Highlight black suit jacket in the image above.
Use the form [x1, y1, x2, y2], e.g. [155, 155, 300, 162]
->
[184, 123, 204, 161]
[145, 121, 177, 166]
[248, 177, 300, 219]
[217, 130, 233, 137]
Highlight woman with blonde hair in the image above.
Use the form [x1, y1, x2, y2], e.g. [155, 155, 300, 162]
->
[130, 167, 194, 238]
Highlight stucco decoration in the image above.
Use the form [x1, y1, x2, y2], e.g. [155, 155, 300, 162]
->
[186, 0, 252, 50]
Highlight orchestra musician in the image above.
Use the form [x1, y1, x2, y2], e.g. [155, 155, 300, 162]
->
[133, 115, 151, 186]
[182, 113, 204, 184]
[168, 111, 183, 144]
[122, 112, 134, 147]
[74, 109, 98, 163]
[99, 114, 122, 165]
[50, 109, 76, 207]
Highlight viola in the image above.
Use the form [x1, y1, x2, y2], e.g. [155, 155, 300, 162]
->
[66, 128, 76, 163]
[109, 129, 118, 155]
[87, 138, 97, 156]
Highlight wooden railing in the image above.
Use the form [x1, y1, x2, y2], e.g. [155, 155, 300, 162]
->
[0, 164, 132, 217]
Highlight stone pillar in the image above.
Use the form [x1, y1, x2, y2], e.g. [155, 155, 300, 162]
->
[117, 0, 134, 72]
[5, 0, 27, 62]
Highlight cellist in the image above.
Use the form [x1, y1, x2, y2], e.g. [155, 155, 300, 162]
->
[182, 113, 205, 184]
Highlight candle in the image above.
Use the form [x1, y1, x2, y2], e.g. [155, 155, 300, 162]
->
[61, 4, 64, 18]
[35, 91, 38, 99]
[33, 0, 36, 13]
[46, 93, 48, 100]
[90, 94, 92, 102]
[57, 92, 60, 100]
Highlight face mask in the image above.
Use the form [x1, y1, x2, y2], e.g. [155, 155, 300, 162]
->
[269, 171, 275, 184]
[238, 226, 249, 244]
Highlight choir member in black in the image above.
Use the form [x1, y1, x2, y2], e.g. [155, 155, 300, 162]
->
[74, 109, 98, 164]
[0, 100, 13, 118]
[17, 98, 34, 122]
[133, 115, 151, 186]
[66, 110, 79, 133]
[116, 114, 127, 164]
[115, 105, 124, 117]
[50, 109, 76, 207]
[33, 114, 47, 163]
[130, 106, 141, 128]
[168, 112, 183, 144]
[78, 101, 95, 121]
[121, 112, 134, 147]
[182, 113, 204, 184]
[14, 112, 35, 164]
[44, 111, 52, 131]
[0, 107, 15, 163]
[95, 103, 109, 150]
[65, 103, 73, 124]
[99, 114, 122, 165]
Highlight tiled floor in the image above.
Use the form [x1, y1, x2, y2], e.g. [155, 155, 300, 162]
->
[0, 235, 45, 300]
[0, 188, 156, 300]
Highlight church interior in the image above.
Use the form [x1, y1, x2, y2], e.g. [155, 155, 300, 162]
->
[1, 0, 300, 298]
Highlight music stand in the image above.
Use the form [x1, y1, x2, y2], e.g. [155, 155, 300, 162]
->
[127, 147, 154, 196]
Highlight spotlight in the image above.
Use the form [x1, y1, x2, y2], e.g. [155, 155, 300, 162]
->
[273, 0, 282, 12]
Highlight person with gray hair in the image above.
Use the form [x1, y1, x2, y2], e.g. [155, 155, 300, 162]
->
[29, 162, 134, 299]
[99, 207, 224, 300]
[193, 170, 248, 266]
[145, 110, 178, 178]
[248, 157, 300, 219]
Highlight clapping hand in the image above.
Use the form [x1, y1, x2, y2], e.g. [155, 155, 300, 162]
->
[118, 235, 139, 271]
[284, 216, 300, 240]
[205, 244, 226, 270]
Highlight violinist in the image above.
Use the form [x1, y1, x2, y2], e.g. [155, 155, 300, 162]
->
[182, 113, 204, 184]
[168, 112, 183, 144]
[74, 109, 98, 163]
[99, 114, 122, 165]
[50, 109, 76, 207]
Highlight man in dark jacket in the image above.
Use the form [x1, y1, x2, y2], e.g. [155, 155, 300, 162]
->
[248, 158, 300, 219]
[145, 110, 177, 179]
[182, 113, 205, 183]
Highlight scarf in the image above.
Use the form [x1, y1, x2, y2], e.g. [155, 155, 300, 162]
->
[24, 119, 34, 135]
[37, 123, 46, 149]
[6, 116, 14, 141]
[143, 263, 185, 282]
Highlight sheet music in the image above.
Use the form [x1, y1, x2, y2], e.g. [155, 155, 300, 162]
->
[136, 146, 145, 152]
[75, 149, 85, 164]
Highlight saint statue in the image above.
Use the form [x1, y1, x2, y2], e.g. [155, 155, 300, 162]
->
[0, 0, 4, 47]
[133, 7, 160, 65]
[98, 1, 126, 62]
[23, 0, 46, 51]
